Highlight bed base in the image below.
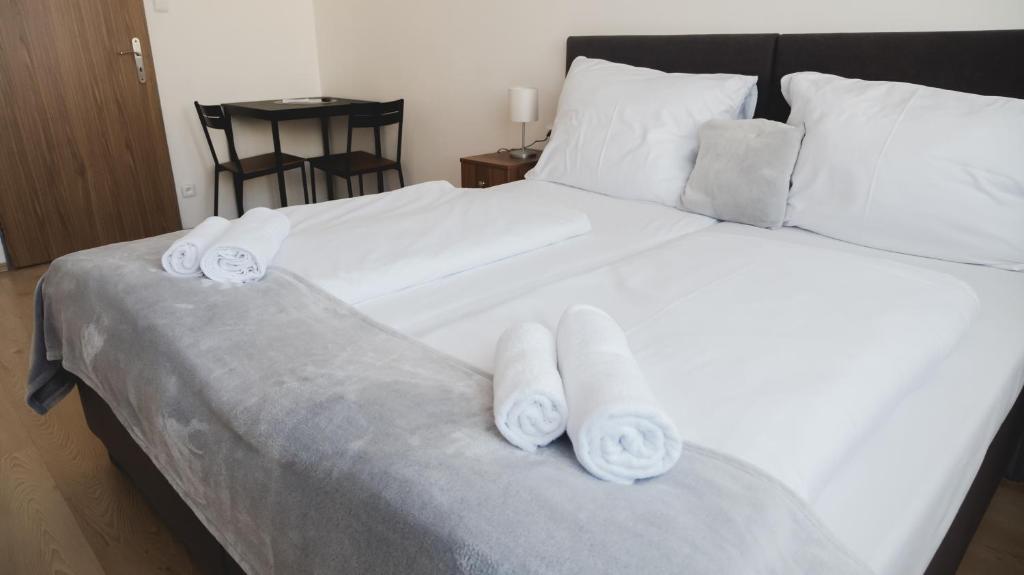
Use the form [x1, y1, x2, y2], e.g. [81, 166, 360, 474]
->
[78, 381, 245, 575]
[923, 383, 1024, 574]
[77, 379, 1022, 575]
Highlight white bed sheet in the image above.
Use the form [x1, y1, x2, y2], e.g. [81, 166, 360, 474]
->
[380, 228, 979, 502]
[280, 181, 1024, 574]
[708, 224, 1024, 575]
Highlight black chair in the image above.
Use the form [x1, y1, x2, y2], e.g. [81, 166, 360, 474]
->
[309, 100, 404, 201]
[194, 101, 309, 216]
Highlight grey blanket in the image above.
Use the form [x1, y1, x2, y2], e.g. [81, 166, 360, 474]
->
[28, 234, 871, 575]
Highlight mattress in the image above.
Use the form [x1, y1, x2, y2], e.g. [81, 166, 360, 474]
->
[277, 180, 1024, 574]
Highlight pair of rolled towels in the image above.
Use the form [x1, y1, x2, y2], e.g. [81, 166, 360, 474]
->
[160, 207, 291, 284]
[493, 305, 682, 484]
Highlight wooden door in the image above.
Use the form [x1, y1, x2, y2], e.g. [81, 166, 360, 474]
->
[0, 0, 180, 268]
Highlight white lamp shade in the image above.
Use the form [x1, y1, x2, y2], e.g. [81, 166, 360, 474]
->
[508, 86, 538, 123]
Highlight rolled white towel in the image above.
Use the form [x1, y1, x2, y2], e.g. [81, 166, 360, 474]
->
[161, 216, 231, 277]
[200, 207, 291, 284]
[493, 323, 568, 452]
[557, 304, 682, 484]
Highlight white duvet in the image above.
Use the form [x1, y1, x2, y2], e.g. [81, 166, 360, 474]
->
[403, 231, 979, 500]
[275, 181, 592, 303]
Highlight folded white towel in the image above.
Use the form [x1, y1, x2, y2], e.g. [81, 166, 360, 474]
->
[161, 216, 231, 277]
[273, 181, 593, 303]
[200, 207, 291, 284]
[493, 323, 567, 452]
[556, 304, 682, 484]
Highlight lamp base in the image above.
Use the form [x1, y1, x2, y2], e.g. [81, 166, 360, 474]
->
[509, 148, 539, 159]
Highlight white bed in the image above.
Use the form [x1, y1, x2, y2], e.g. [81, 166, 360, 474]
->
[276, 179, 1024, 575]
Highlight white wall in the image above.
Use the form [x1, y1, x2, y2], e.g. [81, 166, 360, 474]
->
[311, 0, 1024, 188]
[144, 0, 323, 228]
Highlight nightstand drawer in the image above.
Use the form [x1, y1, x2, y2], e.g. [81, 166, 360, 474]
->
[461, 162, 511, 189]
[460, 152, 537, 189]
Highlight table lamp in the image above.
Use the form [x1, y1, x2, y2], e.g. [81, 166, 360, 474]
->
[508, 86, 539, 159]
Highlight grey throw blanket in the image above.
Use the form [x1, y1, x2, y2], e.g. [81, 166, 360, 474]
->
[28, 234, 871, 575]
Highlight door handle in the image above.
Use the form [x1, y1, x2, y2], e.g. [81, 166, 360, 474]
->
[118, 37, 146, 84]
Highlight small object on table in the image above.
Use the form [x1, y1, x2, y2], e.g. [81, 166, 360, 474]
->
[508, 86, 540, 159]
[277, 97, 340, 105]
[460, 151, 538, 189]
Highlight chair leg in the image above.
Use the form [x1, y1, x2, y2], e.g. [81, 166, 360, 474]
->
[213, 169, 220, 216]
[310, 166, 317, 204]
[346, 177, 353, 198]
[233, 174, 244, 217]
[397, 166, 405, 188]
[358, 174, 364, 196]
[300, 165, 310, 204]
[377, 171, 385, 194]
[277, 170, 289, 208]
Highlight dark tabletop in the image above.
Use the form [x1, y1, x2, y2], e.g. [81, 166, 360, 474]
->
[222, 97, 375, 121]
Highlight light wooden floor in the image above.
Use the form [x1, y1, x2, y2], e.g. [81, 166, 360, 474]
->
[1, 264, 1022, 574]
[0, 265, 199, 574]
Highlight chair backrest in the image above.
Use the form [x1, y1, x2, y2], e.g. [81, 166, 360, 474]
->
[194, 101, 240, 165]
[346, 99, 404, 163]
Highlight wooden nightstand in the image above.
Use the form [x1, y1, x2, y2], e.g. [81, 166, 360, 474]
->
[460, 152, 538, 189]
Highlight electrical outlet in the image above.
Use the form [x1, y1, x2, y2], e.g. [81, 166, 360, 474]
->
[180, 184, 196, 198]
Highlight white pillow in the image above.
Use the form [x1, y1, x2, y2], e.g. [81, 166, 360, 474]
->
[526, 57, 758, 208]
[784, 72, 1024, 271]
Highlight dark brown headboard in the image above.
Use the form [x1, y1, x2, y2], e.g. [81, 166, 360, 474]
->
[566, 30, 1024, 122]
[770, 30, 1024, 120]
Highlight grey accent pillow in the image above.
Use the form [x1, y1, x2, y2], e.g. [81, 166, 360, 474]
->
[682, 119, 803, 229]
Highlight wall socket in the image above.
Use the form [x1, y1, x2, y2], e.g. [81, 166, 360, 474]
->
[180, 184, 196, 198]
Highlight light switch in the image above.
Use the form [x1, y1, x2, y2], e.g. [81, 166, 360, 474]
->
[153, 0, 169, 13]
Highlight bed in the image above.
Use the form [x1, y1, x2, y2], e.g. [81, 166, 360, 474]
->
[30, 30, 1024, 575]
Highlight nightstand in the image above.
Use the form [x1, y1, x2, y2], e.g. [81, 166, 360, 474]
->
[460, 152, 538, 189]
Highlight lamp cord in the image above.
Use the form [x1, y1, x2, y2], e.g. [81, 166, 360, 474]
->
[497, 129, 551, 154]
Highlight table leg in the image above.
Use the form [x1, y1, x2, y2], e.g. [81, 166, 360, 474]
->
[320, 116, 335, 201]
[271, 120, 288, 207]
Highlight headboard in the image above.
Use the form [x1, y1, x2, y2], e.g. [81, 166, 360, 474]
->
[566, 30, 1024, 122]
[770, 30, 1024, 120]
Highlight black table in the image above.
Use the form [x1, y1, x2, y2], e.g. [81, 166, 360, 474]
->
[222, 97, 375, 203]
